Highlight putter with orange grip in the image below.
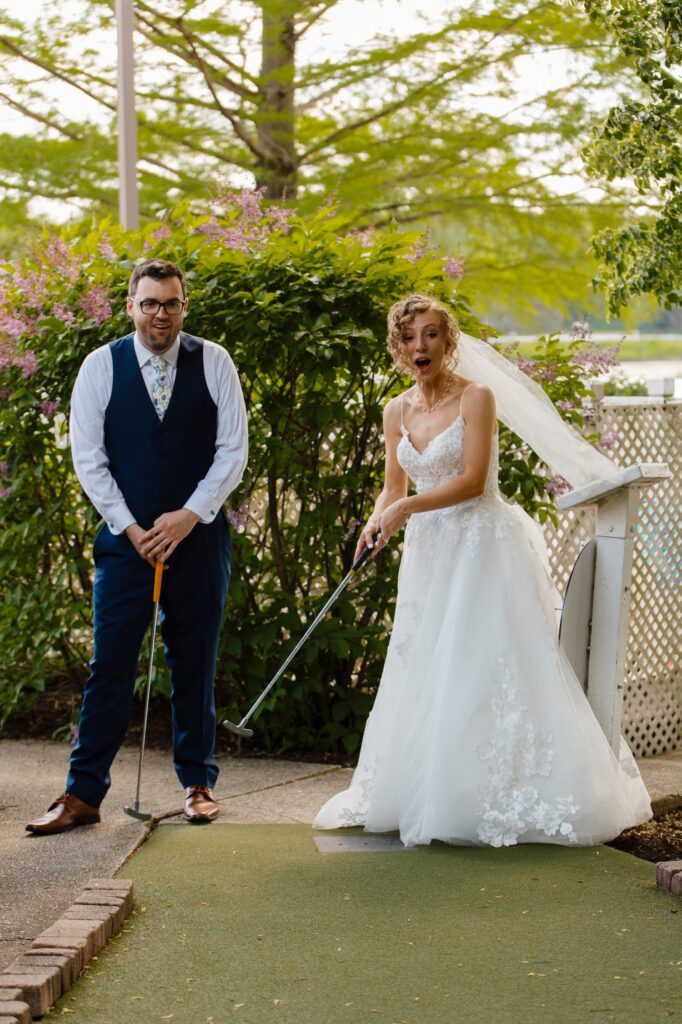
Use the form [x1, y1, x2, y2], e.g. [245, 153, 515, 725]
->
[124, 560, 166, 821]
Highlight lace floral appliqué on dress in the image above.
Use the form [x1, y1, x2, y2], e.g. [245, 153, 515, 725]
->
[476, 661, 578, 847]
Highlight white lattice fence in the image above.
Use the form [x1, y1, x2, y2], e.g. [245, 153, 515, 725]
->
[545, 395, 682, 756]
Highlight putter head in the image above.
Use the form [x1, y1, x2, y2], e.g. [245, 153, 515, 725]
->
[222, 719, 254, 739]
[123, 803, 152, 821]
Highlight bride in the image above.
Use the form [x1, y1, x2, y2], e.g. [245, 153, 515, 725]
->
[313, 294, 651, 848]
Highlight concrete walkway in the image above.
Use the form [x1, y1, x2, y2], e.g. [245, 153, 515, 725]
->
[0, 740, 349, 973]
[1, 738, 681, 977]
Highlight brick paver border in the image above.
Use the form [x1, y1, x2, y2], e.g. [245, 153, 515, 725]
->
[656, 859, 682, 896]
[0, 878, 133, 1020]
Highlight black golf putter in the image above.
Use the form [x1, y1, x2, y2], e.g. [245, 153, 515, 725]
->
[224, 531, 381, 739]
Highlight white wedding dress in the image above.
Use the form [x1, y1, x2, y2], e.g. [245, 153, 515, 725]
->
[314, 404, 652, 848]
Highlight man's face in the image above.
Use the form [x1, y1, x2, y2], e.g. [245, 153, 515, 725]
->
[127, 275, 187, 354]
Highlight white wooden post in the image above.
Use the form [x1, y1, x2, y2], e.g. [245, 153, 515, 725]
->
[116, 0, 139, 230]
[558, 463, 670, 751]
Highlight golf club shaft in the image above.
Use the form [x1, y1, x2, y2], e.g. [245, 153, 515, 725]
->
[235, 572, 353, 730]
[234, 532, 381, 730]
[133, 561, 164, 808]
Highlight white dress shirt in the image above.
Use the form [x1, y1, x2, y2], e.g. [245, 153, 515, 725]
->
[70, 333, 248, 534]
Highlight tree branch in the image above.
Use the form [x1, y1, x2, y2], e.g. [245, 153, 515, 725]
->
[0, 92, 84, 140]
[293, 0, 337, 42]
[0, 36, 116, 112]
[0, 176, 116, 207]
[139, 0, 260, 88]
[134, 1, 260, 98]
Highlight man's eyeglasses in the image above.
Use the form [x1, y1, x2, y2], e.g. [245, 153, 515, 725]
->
[130, 298, 186, 316]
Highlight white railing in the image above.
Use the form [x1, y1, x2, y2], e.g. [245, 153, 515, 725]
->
[545, 383, 682, 756]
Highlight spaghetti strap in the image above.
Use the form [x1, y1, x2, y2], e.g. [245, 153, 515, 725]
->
[459, 382, 476, 422]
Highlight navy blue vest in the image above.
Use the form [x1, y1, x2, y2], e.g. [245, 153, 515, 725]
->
[104, 333, 218, 529]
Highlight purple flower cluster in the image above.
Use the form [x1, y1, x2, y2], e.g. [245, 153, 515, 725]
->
[226, 499, 251, 529]
[596, 431, 619, 453]
[515, 357, 557, 384]
[515, 356, 534, 376]
[0, 309, 29, 340]
[217, 186, 266, 222]
[197, 217, 257, 251]
[544, 474, 571, 496]
[99, 237, 118, 262]
[570, 343, 620, 376]
[443, 256, 464, 280]
[404, 242, 426, 264]
[13, 268, 50, 306]
[51, 304, 76, 326]
[39, 399, 61, 416]
[16, 350, 39, 377]
[45, 239, 80, 283]
[0, 235, 87, 382]
[151, 225, 172, 243]
[569, 320, 592, 342]
[197, 208, 294, 251]
[207, 187, 295, 246]
[1, 338, 38, 376]
[346, 228, 376, 249]
[79, 286, 112, 324]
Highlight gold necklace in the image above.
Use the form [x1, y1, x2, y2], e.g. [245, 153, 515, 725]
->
[413, 375, 457, 414]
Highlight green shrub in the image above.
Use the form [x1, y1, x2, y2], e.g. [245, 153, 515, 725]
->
[0, 194, 612, 752]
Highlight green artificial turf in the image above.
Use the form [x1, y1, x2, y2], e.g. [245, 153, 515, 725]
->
[46, 825, 681, 1024]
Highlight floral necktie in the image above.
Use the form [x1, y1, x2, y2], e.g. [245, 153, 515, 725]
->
[150, 355, 171, 420]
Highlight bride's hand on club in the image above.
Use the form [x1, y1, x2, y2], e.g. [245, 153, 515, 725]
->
[355, 520, 380, 562]
[377, 502, 409, 546]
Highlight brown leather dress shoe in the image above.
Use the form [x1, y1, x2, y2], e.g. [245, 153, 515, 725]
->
[26, 792, 101, 835]
[184, 785, 219, 824]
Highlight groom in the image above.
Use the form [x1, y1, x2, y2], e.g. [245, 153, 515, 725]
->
[26, 258, 248, 834]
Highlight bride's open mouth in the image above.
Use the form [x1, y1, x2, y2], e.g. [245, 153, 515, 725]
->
[415, 357, 432, 374]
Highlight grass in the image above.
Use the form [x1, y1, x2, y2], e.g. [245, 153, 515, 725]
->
[45, 824, 682, 1024]
[516, 338, 682, 362]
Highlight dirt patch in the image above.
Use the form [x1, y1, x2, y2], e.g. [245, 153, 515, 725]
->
[607, 809, 682, 864]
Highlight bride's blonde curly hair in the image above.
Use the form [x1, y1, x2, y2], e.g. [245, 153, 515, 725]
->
[386, 294, 460, 377]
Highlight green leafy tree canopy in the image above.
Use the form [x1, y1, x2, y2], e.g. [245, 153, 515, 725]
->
[0, 0, 637, 316]
[581, 0, 682, 314]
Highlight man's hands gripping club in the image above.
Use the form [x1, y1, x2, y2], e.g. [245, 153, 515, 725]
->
[126, 508, 201, 566]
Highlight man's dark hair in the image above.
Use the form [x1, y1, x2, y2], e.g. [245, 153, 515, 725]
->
[129, 259, 187, 299]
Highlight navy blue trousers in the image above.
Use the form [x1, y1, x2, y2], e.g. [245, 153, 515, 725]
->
[67, 515, 231, 807]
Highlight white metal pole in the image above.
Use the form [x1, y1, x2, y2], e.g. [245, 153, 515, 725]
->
[116, 0, 139, 230]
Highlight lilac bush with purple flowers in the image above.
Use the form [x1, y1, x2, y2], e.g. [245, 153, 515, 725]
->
[492, 331, 622, 519]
